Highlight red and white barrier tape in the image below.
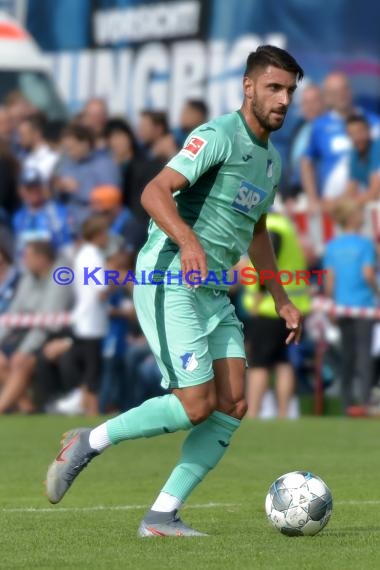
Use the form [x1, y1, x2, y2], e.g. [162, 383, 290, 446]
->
[312, 296, 380, 319]
[0, 297, 378, 329]
[0, 312, 71, 328]
[290, 201, 380, 253]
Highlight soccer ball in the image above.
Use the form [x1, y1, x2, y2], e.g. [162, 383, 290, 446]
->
[265, 471, 333, 536]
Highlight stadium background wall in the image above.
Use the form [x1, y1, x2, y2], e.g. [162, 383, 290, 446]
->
[24, 0, 380, 161]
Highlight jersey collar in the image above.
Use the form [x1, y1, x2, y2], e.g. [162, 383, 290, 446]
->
[237, 110, 268, 150]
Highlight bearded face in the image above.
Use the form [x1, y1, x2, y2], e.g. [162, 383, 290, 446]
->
[244, 66, 297, 133]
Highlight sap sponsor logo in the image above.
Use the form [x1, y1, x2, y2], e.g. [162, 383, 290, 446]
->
[180, 352, 199, 372]
[231, 180, 267, 213]
[180, 136, 207, 160]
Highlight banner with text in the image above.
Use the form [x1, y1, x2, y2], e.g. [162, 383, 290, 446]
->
[26, 0, 380, 140]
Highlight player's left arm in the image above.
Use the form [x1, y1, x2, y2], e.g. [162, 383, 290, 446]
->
[247, 214, 303, 344]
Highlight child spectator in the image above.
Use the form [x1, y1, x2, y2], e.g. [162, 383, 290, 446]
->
[323, 200, 378, 412]
[70, 215, 110, 415]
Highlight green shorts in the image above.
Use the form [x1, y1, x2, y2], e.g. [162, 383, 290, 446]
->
[133, 283, 246, 390]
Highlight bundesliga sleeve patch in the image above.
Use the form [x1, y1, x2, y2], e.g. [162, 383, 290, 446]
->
[179, 136, 208, 160]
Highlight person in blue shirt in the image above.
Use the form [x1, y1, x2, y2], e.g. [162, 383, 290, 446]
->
[282, 84, 325, 203]
[345, 115, 380, 204]
[301, 72, 380, 210]
[53, 124, 120, 225]
[13, 166, 72, 262]
[323, 199, 378, 412]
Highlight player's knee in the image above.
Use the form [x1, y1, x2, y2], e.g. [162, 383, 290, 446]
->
[185, 396, 216, 424]
[174, 384, 217, 424]
[217, 396, 247, 420]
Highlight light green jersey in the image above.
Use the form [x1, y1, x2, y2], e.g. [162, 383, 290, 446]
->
[137, 110, 281, 290]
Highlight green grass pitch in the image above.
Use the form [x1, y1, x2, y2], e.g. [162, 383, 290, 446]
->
[2, 416, 380, 569]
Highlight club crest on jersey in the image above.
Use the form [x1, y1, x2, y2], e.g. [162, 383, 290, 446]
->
[266, 159, 273, 178]
[180, 352, 199, 372]
[231, 180, 267, 213]
[179, 136, 208, 160]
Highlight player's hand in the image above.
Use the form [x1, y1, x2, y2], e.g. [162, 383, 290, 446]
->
[180, 235, 207, 288]
[276, 300, 303, 345]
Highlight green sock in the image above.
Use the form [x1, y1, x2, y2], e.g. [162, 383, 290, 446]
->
[106, 394, 192, 444]
[161, 410, 240, 502]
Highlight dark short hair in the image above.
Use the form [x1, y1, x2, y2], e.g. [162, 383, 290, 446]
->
[20, 113, 48, 137]
[81, 214, 109, 242]
[244, 45, 304, 82]
[105, 117, 140, 155]
[346, 114, 369, 128]
[63, 123, 95, 147]
[26, 240, 56, 262]
[185, 99, 209, 118]
[140, 110, 169, 134]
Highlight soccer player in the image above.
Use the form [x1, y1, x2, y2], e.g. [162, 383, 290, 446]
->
[46, 45, 304, 537]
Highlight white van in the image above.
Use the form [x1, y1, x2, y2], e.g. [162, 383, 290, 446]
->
[0, 11, 67, 120]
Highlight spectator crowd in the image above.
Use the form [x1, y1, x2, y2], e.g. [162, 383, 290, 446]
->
[0, 74, 380, 418]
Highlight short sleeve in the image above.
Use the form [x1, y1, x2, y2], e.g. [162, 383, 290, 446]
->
[362, 239, 376, 266]
[302, 120, 320, 160]
[367, 111, 380, 140]
[349, 150, 359, 181]
[369, 140, 380, 172]
[166, 124, 231, 186]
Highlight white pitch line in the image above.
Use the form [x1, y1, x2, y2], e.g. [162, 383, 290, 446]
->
[3, 500, 380, 514]
[1, 502, 239, 514]
[336, 500, 380, 505]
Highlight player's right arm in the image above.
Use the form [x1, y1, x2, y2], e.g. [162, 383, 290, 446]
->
[141, 123, 231, 284]
[141, 166, 207, 282]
